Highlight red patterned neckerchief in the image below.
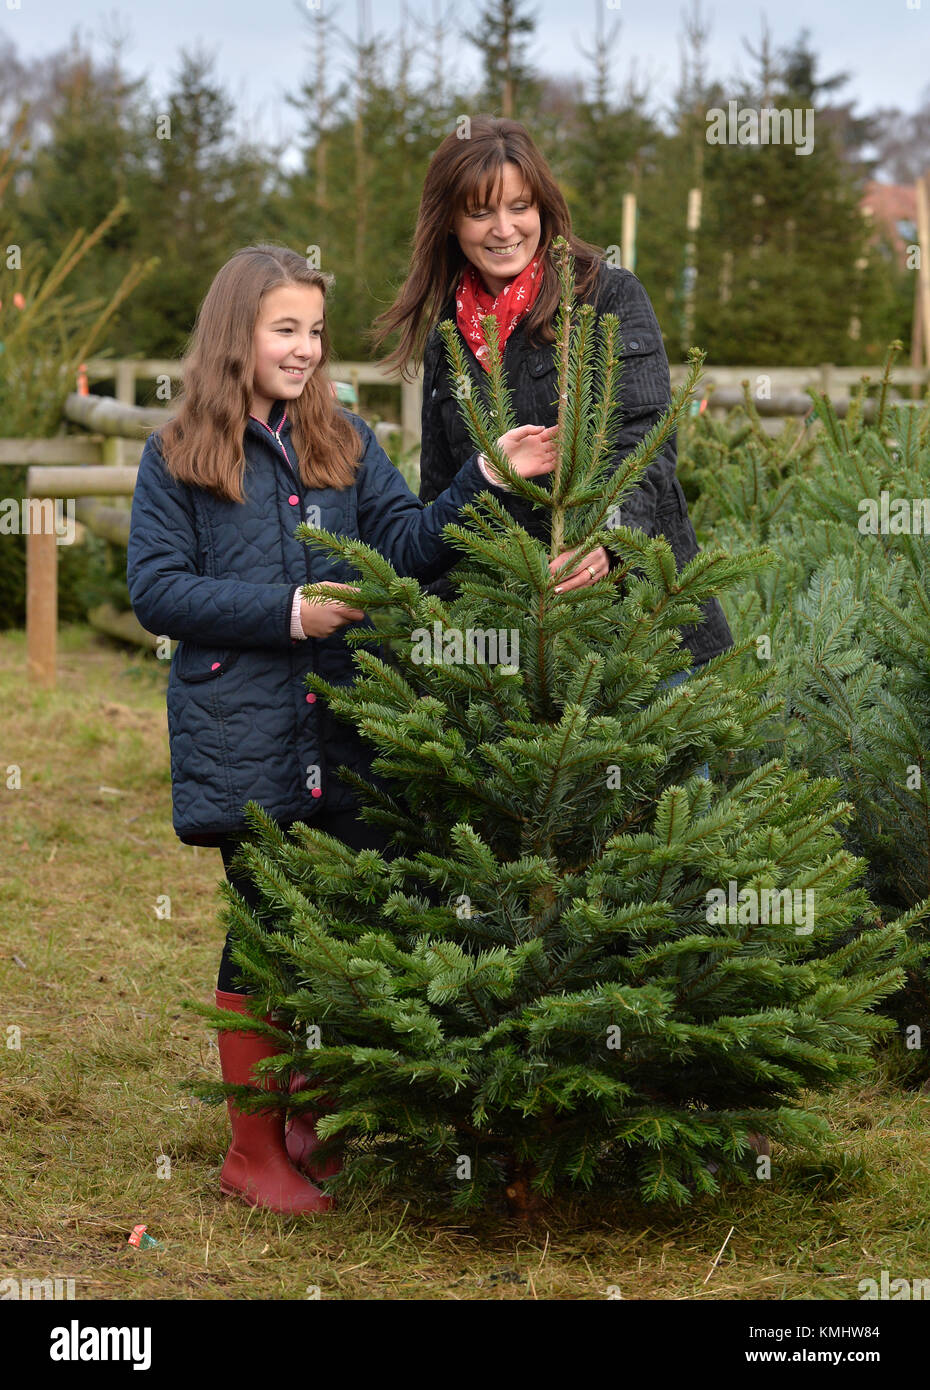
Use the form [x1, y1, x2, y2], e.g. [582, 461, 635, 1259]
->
[454, 254, 544, 370]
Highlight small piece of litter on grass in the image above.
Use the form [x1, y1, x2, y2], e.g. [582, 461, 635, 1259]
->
[12, 956, 27, 969]
[99, 785, 126, 796]
[128, 1224, 162, 1250]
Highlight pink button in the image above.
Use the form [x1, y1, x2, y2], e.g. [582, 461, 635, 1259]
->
[311, 787, 322, 798]
[211, 662, 221, 670]
[305, 693, 316, 703]
[288, 494, 299, 505]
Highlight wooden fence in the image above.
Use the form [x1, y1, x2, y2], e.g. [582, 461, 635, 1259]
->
[84, 355, 930, 420]
[84, 357, 424, 453]
[6, 358, 930, 688]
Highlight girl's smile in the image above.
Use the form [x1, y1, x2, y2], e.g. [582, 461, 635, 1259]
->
[251, 283, 325, 422]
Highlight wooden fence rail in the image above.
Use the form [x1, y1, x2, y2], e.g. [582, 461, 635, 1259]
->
[12, 358, 930, 688]
[83, 354, 930, 427]
[84, 357, 424, 450]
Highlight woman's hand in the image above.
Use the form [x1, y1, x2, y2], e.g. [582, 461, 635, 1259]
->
[299, 582, 365, 637]
[550, 544, 610, 593]
[486, 424, 559, 482]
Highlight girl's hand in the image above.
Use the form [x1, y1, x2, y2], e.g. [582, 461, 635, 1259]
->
[550, 544, 610, 593]
[299, 582, 365, 637]
[487, 424, 559, 482]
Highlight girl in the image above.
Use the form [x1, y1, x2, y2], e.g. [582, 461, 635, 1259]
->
[126, 243, 558, 1216]
[371, 115, 734, 670]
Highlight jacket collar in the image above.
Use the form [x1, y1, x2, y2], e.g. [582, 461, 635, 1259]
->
[245, 399, 290, 438]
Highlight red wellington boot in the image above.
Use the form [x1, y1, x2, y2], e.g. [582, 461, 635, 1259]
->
[285, 1072, 345, 1182]
[214, 990, 333, 1214]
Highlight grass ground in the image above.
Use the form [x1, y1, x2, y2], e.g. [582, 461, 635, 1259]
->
[1, 626, 928, 1301]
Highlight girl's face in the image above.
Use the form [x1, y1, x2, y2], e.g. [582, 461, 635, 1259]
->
[251, 283, 325, 422]
[452, 160, 541, 297]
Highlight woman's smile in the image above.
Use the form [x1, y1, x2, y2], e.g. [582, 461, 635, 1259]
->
[452, 161, 541, 296]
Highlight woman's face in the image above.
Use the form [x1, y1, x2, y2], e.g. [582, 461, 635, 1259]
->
[251, 283, 324, 422]
[452, 161, 541, 297]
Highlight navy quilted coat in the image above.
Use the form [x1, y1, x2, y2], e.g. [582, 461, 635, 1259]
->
[126, 404, 506, 846]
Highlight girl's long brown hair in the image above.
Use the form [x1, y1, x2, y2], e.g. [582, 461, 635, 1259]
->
[369, 116, 605, 380]
[158, 244, 362, 502]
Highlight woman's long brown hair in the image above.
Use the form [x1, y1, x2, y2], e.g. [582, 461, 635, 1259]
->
[369, 116, 605, 381]
[158, 244, 362, 502]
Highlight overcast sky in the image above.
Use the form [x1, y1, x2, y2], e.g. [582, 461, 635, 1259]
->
[3, 0, 926, 165]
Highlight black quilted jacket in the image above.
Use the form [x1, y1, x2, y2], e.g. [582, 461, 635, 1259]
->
[418, 260, 734, 668]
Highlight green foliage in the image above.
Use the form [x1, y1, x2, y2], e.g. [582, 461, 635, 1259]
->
[0, 111, 154, 628]
[677, 347, 930, 1073]
[200, 247, 916, 1211]
[0, 21, 912, 369]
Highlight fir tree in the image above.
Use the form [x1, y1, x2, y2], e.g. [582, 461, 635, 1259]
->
[194, 240, 912, 1214]
[464, 0, 541, 121]
[676, 349, 930, 1077]
[0, 110, 154, 627]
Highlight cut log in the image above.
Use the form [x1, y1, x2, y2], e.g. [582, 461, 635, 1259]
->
[63, 392, 169, 438]
[74, 499, 130, 547]
[26, 465, 138, 496]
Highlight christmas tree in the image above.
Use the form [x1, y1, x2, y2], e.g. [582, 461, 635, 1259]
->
[676, 357, 930, 1079]
[194, 240, 912, 1213]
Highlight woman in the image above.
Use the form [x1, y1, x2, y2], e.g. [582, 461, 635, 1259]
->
[371, 115, 733, 668]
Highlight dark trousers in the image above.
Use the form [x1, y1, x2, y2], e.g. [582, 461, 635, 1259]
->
[216, 808, 394, 994]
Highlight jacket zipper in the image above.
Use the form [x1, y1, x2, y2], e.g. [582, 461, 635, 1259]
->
[247, 410, 313, 632]
[249, 411, 295, 474]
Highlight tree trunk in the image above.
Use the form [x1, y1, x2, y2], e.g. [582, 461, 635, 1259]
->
[504, 1158, 543, 1220]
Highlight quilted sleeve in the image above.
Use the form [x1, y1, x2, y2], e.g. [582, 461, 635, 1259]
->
[353, 415, 510, 583]
[126, 436, 299, 647]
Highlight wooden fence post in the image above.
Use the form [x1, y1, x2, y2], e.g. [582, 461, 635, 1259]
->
[401, 377, 422, 453]
[26, 520, 57, 689]
[914, 172, 930, 384]
[115, 361, 136, 406]
[622, 192, 637, 273]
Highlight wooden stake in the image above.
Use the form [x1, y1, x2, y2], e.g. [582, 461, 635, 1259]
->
[26, 522, 57, 689]
[622, 192, 637, 272]
[683, 187, 703, 350]
[914, 172, 930, 379]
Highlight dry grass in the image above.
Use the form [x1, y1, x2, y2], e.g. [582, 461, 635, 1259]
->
[1, 626, 928, 1301]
